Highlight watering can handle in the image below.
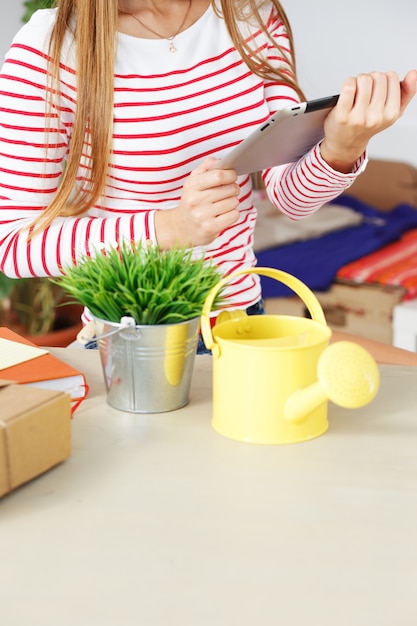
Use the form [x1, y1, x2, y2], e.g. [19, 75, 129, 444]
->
[201, 267, 327, 351]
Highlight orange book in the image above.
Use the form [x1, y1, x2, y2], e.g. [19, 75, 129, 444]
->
[0, 327, 88, 412]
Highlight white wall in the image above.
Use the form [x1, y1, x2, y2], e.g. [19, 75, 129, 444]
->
[1, 1, 416, 165]
[0, 2, 22, 64]
[286, 0, 417, 166]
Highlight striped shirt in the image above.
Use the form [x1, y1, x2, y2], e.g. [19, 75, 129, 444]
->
[0, 5, 364, 312]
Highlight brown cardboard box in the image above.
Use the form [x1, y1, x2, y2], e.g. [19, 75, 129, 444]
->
[0, 382, 71, 498]
[265, 281, 406, 345]
[346, 159, 417, 211]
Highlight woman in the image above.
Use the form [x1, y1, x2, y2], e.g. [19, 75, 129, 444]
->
[0, 0, 415, 325]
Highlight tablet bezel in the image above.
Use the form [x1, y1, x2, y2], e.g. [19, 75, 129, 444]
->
[219, 94, 339, 175]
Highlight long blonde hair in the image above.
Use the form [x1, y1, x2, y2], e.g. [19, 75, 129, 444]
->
[40, 0, 304, 228]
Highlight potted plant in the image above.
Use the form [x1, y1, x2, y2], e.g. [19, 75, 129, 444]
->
[22, 0, 55, 23]
[54, 242, 225, 413]
[0, 272, 82, 345]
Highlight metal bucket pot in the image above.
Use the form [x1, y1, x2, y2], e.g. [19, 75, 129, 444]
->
[94, 315, 200, 413]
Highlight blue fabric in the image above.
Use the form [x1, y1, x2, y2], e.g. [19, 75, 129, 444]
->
[256, 197, 417, 298]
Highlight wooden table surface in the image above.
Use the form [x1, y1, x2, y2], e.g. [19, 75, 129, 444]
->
[1, 349, 416, 626]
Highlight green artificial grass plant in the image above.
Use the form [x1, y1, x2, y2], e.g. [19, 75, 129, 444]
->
[22, 0, 55, 23]
[54, 242, 225, 326]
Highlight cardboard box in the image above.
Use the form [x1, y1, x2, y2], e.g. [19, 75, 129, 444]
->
[346, 159, 417, 211]
[265, 280, 405, 345]
[0, 382, 71, 498]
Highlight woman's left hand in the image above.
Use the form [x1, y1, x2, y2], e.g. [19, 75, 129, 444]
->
[320, 69, 417, 173]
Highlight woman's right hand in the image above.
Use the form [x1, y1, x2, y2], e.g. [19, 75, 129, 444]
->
[154, 157, 240, 249]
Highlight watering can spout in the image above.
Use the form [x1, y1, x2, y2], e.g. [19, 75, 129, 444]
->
[284, 341, 380, 424]
[284, 384, 325, 424]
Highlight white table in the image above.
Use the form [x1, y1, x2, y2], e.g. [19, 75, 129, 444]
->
[1, 350, 416, 626]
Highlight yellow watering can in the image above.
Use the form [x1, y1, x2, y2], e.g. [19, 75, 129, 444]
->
[201, 268, 380, 444]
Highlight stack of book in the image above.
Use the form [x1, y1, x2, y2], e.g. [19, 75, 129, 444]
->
[0, 327, 88, 412]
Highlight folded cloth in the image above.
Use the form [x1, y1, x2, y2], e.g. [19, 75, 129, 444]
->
[256, 196, 417, 298]
[337, 228, 417, 300]
[253, 199, 363, 251]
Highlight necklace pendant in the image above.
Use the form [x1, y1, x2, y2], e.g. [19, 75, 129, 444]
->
[124, 0, 191, 54]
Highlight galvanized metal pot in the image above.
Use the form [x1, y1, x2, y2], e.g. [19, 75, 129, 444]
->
[94, 316, 200, 413]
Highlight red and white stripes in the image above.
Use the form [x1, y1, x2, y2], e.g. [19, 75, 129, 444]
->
[0, 5, 362, 311]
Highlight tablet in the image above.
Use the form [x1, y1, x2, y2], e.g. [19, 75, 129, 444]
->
[219, 94, 339, 175]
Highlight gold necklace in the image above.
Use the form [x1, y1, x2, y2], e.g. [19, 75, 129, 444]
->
[122, 0, 193, 53]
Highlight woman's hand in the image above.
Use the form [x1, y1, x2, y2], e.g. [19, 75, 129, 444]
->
[320, 69, 417, 173]
[154, 157, 240, 249]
